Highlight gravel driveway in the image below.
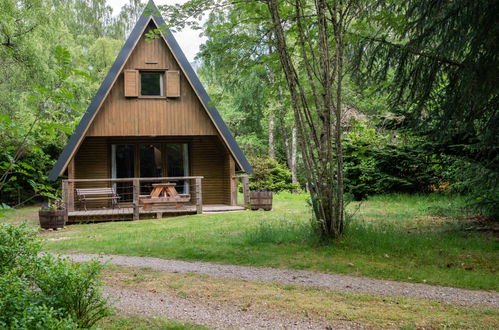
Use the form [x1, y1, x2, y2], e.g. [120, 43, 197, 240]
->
[64, 253, 498, 307]
[104, 286, 361, 329]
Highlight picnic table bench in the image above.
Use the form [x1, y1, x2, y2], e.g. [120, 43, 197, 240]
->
[139, 183, 190, 210]
[76, 187, 120, 211]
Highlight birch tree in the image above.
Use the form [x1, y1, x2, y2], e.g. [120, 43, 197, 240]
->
[160, 0, 361, 237]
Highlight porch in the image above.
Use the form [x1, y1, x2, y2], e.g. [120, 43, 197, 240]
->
[62, 176, 250, 223]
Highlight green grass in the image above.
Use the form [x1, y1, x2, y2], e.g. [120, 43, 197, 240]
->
[3, 193, 498, 290]
[98, 315, 208, 329]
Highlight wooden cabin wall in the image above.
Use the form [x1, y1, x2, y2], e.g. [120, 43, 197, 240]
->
[85, 23, 218, 137]
[190, 136, 231, 204]
[72, 136, 233, 207]
[74, 137, 110, 208]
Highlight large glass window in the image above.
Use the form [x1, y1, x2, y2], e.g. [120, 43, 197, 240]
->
[166, 144, 189, 194]
[140, 72, 163, 96]
[140, 144, 162, 177]
[111, 143, 189, 197]
[111, 145, 135, 202]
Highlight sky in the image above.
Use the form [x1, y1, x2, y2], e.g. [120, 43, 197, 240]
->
[107, 0, 206, 62]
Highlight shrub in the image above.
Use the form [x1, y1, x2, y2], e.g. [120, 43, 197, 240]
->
[0, 222, 40, 273]
[0, 223, 112, 328]
[343, 123, 443, 200]
[0, 273, 77, 329]
[249, 156, 298, 192]
[443, 156, 499, 219]
[34, 255, 112, 329]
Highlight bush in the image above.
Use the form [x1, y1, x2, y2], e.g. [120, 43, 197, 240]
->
[249, 156, 298, 192]
[343, 123, 443, 200]
[0, 222, 40, 272]
[34, 255, 112, 329]
[443, 156, 499, 219]
[0, 274, 77, 329]
[0, 223, 112, 328]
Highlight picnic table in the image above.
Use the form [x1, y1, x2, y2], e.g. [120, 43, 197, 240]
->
[140, 183, 190, 210]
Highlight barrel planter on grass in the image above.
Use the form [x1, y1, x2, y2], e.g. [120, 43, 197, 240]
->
[250, 191, 273, 211]
[39, 200, 66, 230]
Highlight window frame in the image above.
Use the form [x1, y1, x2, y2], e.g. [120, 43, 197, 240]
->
[139, 71, 164, 98]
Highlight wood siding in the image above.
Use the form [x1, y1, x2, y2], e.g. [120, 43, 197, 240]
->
[73, 136, 232, 205]
[74, 137, 110, 208]
[86, 23, 217, 137]
[190, 136, 232, 204]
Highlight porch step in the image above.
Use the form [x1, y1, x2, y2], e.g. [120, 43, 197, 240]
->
[202, 205, 246, 213]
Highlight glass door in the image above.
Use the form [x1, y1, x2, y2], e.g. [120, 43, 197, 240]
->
[166, 144, 189, 194]
[111, 144, 135, 202]
[139, 144, 162, 194]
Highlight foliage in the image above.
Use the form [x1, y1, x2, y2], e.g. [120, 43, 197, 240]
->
[249, 156, 298, 192]
[0, 223, 111, 328]
[443, 157, 499, 219]
[40, 199, 65, 211]
[0, 222, 40, 272]
[343, 123, 444, 200]
[0, 274, 77, 329]
[0, 0, 143, 206]
[34, 255, 112, 329]
[353, 0, 499, 218]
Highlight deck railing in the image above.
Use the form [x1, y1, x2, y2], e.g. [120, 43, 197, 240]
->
[62, 176, 204, 219]
[231, 175, 250, 208]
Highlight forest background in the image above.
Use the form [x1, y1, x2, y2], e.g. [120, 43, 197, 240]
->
[0, 0, 497, 219]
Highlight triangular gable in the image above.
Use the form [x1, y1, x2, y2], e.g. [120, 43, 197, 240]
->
[49, 0, 252, 181]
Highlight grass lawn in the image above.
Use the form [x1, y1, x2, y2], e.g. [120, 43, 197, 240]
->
[98, 314, 207, 330]
[3, 193, 498, 290]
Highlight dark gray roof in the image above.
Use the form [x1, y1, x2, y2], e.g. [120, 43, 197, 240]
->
[49, 0, 252, 180]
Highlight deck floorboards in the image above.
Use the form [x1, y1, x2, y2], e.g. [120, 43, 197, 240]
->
[68, 204, 245, 218]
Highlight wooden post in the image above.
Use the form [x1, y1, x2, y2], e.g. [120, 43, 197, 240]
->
[62, 180, 69, 221]
[229, 157, 237, 206]
[132, 179, 140, 220]
[230, 176, 238, 206]
[242, 175, 250, 209]
[66, 159, 75, 212]
[195, 178, 203, 214]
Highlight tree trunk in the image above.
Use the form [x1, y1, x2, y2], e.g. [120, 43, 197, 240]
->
[268, 111, 276, 160]
[265, 0, 354, 239]
[290, 125, 297, 185]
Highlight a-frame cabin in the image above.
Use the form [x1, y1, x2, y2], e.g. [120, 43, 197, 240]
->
[49, 0, 252, 221]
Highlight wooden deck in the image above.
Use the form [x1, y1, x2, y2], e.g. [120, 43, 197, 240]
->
[67, 204, 245, 222]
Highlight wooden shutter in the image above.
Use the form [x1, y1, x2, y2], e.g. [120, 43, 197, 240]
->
[124, 70, 138, 97]
[166, 70, 180, 97]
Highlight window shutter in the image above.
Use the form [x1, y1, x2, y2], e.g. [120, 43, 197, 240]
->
[124, 70, 138, 97]
[166, 70, 180, 97]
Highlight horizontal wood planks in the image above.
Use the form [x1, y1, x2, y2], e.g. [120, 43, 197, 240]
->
[73, 136, 233, 206]
[86, 23, 217, 137]
[191, 136, 232, 204]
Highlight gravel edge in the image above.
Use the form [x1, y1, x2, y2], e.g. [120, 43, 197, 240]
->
[63, 253, 499, 307]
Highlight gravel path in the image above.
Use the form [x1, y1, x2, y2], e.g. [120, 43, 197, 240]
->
[64, 253, 499, 307]
[104, 286, 361, 329]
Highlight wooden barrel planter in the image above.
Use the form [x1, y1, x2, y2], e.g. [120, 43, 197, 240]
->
[39, 210, 66, 230]
[250, 191, 273, 211]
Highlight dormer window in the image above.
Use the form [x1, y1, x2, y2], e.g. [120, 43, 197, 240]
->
[140, 72, 163, 96]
